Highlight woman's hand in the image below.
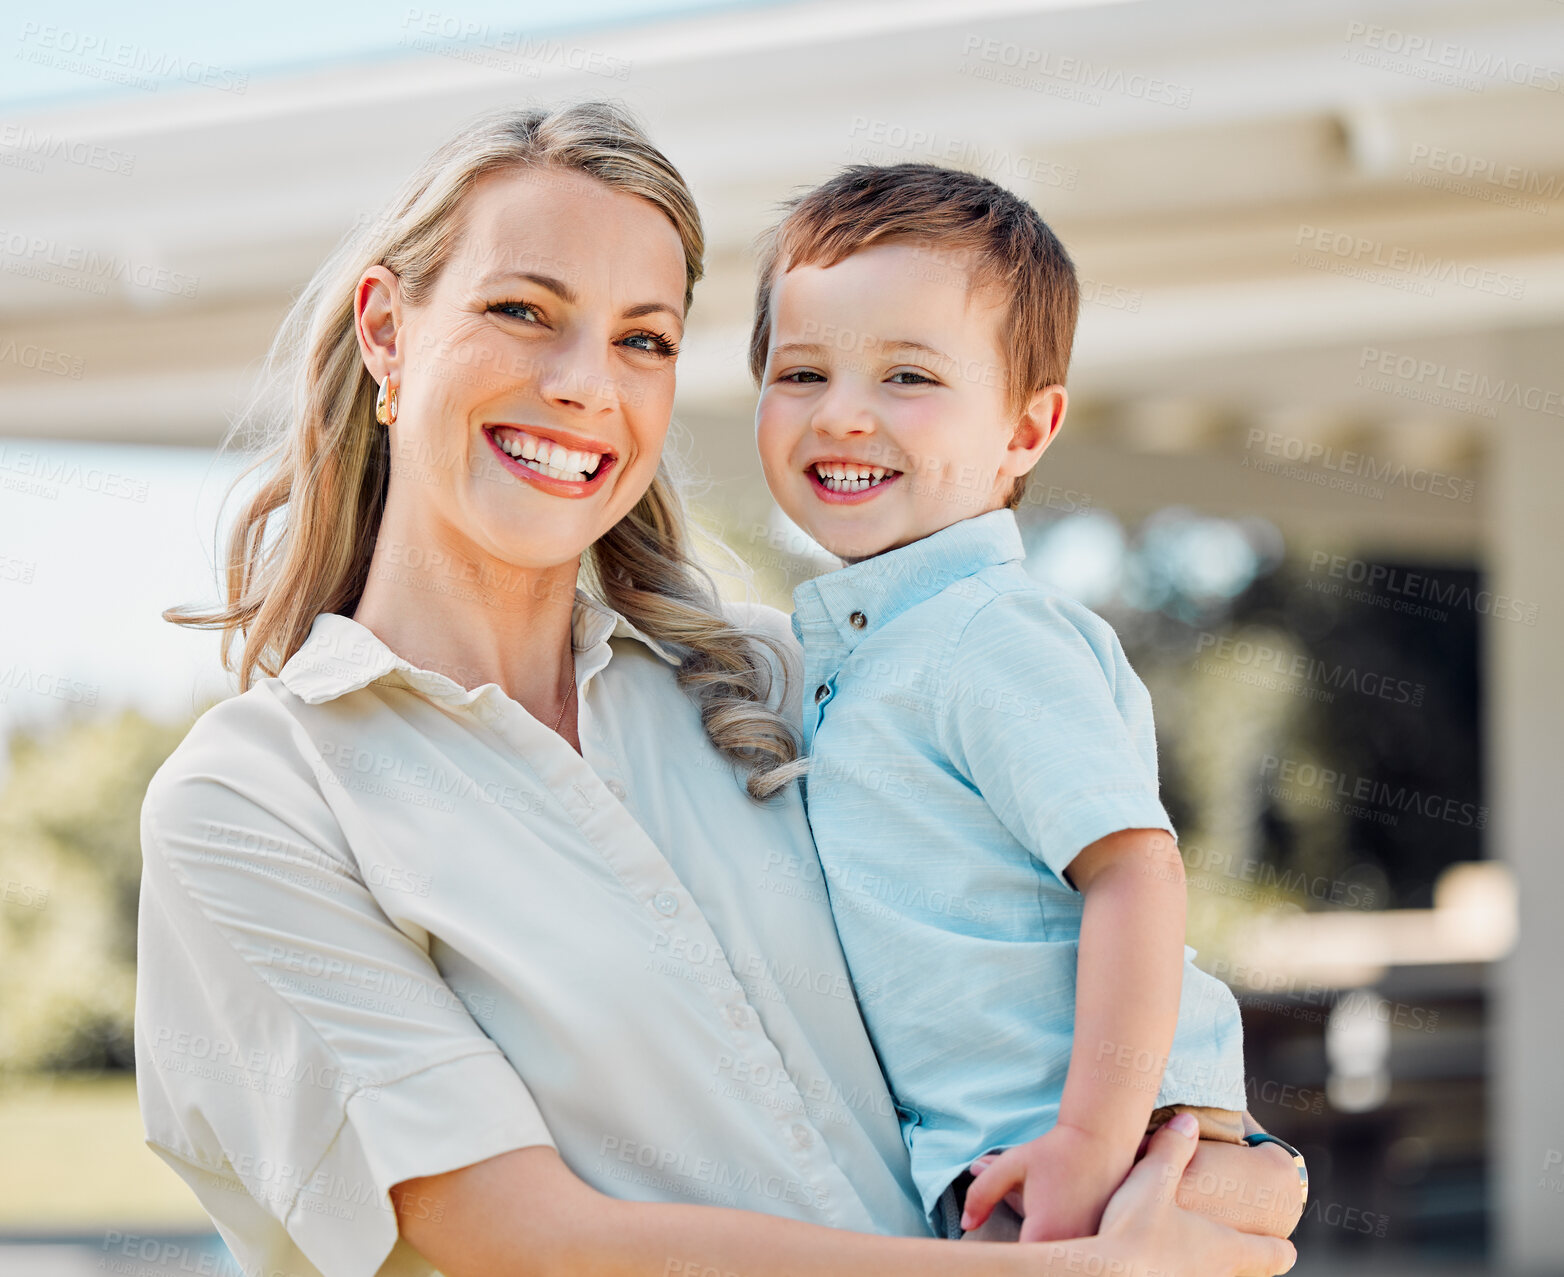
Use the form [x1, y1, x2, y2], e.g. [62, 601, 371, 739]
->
[1147, 1111, 1306, 1238]
[1093, 1114, 1297, 1276]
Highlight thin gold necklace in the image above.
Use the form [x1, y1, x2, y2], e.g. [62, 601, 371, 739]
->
[550, 661, 575, 735]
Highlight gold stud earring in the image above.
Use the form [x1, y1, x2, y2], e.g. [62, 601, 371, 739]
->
[375, 378, 399, 426]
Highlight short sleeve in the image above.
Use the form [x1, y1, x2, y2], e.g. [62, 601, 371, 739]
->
[935, 589, 1176, 884]
[134, 693, 555, 1277]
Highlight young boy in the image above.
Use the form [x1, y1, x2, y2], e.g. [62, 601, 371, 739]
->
[750, 164, 1249, 1244]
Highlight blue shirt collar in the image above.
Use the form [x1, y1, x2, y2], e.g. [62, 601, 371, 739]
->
[791, 509, 1026, 650]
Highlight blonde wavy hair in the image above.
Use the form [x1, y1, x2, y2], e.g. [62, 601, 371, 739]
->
[169, 100, 804, 800]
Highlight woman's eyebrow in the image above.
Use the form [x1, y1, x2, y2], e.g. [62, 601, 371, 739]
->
[624, 301, 683, 325]
[483, 269, 578, 301]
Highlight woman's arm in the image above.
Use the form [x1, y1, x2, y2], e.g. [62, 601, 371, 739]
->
[393, 1122, 1297, 1277]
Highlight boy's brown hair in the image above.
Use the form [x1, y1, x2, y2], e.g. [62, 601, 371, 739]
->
[748, 162, 1079, 509]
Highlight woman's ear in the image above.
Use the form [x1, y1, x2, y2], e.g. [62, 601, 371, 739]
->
[1001, 384, 1068, 481]
[355, 265, 403, 384]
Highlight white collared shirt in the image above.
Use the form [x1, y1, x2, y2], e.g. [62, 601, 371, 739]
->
[134, 593, 930, 1277]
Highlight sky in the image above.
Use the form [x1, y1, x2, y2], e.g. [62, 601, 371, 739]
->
[0, 441, 249, 747]
[2, 0, 774, 110]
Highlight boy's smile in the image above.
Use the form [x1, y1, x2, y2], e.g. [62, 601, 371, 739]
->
[755, 240, 1062, 562]
[806, 456, 901, 501]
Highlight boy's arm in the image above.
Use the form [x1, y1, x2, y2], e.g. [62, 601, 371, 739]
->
[1059, 827, 1187, 1152]
[961, 827, 1187, 1242]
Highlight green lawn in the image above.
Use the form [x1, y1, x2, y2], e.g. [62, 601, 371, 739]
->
[0, 1073, 211, 1232]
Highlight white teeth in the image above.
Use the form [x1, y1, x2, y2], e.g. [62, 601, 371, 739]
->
[813, 462, 895, 494]
[495, 429, 606, 481]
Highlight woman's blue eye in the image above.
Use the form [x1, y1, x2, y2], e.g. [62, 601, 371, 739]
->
[622, 330, 679, 357]
[490, 300, 542, 322]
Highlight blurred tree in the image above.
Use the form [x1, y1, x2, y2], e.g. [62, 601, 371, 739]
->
[0, 709, 192, 1073]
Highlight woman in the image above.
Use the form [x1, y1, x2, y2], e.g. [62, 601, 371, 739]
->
[135, 101, 1300, 1277]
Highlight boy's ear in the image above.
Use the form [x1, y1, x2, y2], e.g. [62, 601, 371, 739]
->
[1001, 384, 1068, 480]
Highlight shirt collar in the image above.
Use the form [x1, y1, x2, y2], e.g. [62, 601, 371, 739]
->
[790, 508, 1026, 650]
[278, 590, 681, 707]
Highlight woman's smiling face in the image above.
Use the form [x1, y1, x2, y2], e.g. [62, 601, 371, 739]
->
[358, 165, 688, 574]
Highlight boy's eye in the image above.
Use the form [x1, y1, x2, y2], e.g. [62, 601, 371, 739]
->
[887, 369, 937, 385]
[779, 368, 826, 384]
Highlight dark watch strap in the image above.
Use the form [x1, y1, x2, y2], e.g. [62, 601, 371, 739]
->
[1244, 1132, 1309, 1208]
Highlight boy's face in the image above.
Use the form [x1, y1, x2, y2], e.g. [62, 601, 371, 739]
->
[755, 240, 1061, 562]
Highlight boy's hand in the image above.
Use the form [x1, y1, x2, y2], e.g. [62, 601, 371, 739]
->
[960, 1122, 1132, 1243]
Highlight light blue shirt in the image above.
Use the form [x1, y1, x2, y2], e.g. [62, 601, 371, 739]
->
[791, 509, 1247, 1232]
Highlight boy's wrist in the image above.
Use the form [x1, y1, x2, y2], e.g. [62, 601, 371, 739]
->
[1050, 1114, 1144, 1166]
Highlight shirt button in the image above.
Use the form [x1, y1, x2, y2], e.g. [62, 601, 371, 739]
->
[653, 891, 679, 916]
[814, 684, 831, 704]
[606, 779, 627, 800]
[849, 611, 867, 629]
[727, 1005, 753, 1027]
[790, 1122, 815, 1148]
